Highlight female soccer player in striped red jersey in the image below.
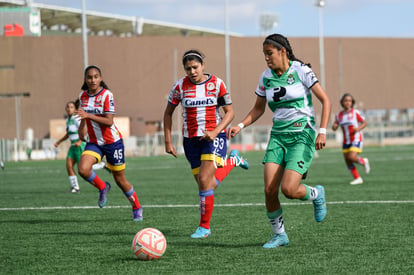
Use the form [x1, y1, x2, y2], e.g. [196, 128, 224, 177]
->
[54, 100, 109, 193]
[76, 65, 143, 221]
[163, 49, 248, 239]
[332, 93, 370, 185]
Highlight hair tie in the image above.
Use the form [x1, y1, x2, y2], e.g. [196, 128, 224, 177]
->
[264, 39, 285, 49]
[182, 53, 204, 61]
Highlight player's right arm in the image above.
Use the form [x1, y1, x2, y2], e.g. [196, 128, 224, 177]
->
[332, 121, 339, 131]
[332, 114, 339, 131]
[163, 103, 177, 158]
[54, 133, 69, 147]
[78, 119, 87, 142]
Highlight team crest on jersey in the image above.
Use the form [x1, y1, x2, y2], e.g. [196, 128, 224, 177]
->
[206, 82, 217, 96]
[287, 74, 295, 85]
[207, 82, 215, 91]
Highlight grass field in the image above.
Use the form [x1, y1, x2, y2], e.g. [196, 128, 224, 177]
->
[1, 144, 413, 274]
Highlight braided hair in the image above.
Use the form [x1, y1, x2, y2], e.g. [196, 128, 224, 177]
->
[263, 33, 311, 68]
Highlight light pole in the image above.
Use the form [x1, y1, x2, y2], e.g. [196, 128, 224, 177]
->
[224, 0, 231, 93]
[316, 0, 326, 89]
[260, 13, 279, 37]
[81, 0, 88, 68]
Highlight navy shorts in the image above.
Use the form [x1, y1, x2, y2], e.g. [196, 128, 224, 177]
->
[83, 139, 125, 171]
[183, 132, 227, 175]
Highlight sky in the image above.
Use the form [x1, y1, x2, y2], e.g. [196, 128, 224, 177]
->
[35, 0, 413, 37]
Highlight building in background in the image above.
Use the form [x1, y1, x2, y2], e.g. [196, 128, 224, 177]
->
[0, 0, 413, 160]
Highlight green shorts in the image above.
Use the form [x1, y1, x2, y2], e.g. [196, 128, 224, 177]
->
[263, 128, 316, 174]
[67, 142, 86, 163]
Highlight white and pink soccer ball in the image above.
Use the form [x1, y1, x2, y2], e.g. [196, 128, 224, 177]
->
[132, 228, 167, 260]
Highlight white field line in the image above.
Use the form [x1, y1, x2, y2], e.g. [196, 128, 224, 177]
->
[0, 200, 413, 211]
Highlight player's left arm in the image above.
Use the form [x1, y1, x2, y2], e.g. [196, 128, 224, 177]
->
[355, 113, 367, 132]
[312, 82, 332, 150]
[201, 103, 234, 142]
[201, 84, 235, 142]
[217, 103, 235, 134]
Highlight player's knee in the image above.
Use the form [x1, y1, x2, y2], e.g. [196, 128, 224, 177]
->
[280, 185, 296, 199]
[264, 184, 278, 197]
[77, 164, 90, 178]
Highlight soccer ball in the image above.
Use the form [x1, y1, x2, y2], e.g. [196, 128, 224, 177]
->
[132, 228, 167, 260]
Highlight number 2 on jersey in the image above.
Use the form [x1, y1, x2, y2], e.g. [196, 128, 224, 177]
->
[272, 87, 286, 102]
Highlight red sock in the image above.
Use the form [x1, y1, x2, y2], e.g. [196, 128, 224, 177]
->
[87, 171, 106, 190]
[357, 157, 365, 165]
[215, 159, 236, 184]
[199, 190, 214, 229]
[348, 164, 360, 179]
[127, 190, 141, 210]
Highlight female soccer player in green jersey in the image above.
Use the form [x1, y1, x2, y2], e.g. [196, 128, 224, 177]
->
[54, 100, 86, 193]
[228, 33, 332, 249]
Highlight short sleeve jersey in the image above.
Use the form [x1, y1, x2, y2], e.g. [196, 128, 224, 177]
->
[335, 109, 365, 144]
[66, 114, 81, 145]
[255, 61, 318, 133]
[167, 74, 232, 138]
[78, 88, 122, 145]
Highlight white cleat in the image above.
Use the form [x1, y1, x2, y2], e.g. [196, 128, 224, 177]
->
[363, 158, 370, 174]
[350, 177, 363, 185]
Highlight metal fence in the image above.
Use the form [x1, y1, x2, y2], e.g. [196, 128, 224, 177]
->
[1, 120, 413, 162]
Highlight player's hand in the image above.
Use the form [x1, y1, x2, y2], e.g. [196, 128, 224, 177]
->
[75, 109, 88, 119]
[315, 134, 326, 150]
[165, 143, 177, 158]
[227, 126, 241, 139]
[200, 129, 217, 142]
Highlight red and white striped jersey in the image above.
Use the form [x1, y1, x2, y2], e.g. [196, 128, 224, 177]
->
[335, 109, 365, 144]
[168, 74, 232, 138]
[79, 88, 122, 145]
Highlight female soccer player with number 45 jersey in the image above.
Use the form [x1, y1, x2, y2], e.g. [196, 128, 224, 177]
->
[163, 49, 248, 239]
[76, 65, 143, 222]
[332, 93, 370, 185]
[228, 33, 331, 249]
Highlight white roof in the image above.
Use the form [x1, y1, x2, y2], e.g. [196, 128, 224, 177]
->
[0, 0, 243, 37]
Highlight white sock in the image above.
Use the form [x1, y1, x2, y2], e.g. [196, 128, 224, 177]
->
[68, 175, 79, 190]
[92, 162, 105, 170]
[309, 186, 319, 200]
[270, 215, 285, 235]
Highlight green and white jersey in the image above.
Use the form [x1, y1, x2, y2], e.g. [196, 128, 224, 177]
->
[66, 114, 81, 145]
[255, 60, 318, 133]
